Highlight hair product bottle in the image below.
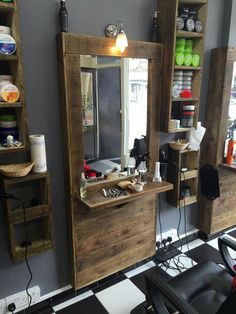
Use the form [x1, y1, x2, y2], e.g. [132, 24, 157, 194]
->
[59, 0, 68, 33]
[80, 172, 87, 198]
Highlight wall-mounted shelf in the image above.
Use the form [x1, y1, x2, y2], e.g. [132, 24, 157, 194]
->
[79, 180, 173, 211]
[0, 102, 22, 108]
[0, 0, 28, 151]
[176, 30, 205, 38]
[166, 148, 199, 207]
[1, 172, 53, 262]
[0, 1, 14, 10]
[158, 0, 208, 132]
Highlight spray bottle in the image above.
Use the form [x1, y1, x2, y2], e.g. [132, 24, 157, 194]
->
[127, 148, 136, 175]
[138, 152, 150, 184]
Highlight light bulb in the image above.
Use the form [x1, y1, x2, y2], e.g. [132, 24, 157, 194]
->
[116, 29, 128, 53]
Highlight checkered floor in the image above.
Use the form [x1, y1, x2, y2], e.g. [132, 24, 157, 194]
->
[23, 227, 236, 314]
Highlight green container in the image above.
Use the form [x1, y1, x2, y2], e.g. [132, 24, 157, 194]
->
[175, 39, 186, 53]
[175, 53, 184, 66]
[184, 53, 193, 66]
[192, 54, 200, 67]
[185, 40, 193, 53]
[0, 115, 16, 122]
[0, 0, 13, 3]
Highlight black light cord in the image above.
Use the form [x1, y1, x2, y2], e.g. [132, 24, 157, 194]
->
[21, 199, 33, 311]
[0, 194, 33, 311]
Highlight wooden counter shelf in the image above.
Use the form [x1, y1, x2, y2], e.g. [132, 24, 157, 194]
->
[220, 163, 236, 173]
[77, 180, 173, 211]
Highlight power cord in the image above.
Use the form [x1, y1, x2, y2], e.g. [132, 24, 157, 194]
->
[0, 193, 33, 312]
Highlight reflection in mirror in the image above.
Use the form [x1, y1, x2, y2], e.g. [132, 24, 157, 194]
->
[81, 55, 148, 177]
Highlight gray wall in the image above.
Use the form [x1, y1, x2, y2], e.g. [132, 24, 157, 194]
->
[0, 0, 232, 298]
[229, 0, 236, 46]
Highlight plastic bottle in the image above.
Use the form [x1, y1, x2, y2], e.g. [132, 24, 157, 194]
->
[151, 11, 158, 42]
[127, 149, 136, 175]
[138, 153, 148, 183]
[226, 139, 235, 165]
[59, 0, 68, 33]
[80, 172, 87, 198]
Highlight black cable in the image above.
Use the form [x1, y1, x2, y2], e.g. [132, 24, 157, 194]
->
[22, 200, 33, 312]
[156, 194, 165, 263]
[182, 172, 196, 267]
[25, 246, 33, 312]
[0, 194, 33, 311]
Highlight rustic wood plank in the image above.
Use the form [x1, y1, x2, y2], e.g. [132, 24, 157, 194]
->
[57, 32, 169, 289]
[75, 240, 154, 289]
[158, 0, 178, 131]
[77, 180, 172, 211]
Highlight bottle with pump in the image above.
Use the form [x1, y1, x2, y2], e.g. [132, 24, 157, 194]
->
[80, 172, 87, 198]
[59, 0, 68, 33]
[151, 11, 159, 42]
[127, 149, 136, 175]
[138, 152, 149, 183]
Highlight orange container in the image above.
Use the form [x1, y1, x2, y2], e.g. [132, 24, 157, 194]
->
[226, 139, 235, 165]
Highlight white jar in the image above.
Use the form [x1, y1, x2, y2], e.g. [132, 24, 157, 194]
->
[0, 26, 10, 35]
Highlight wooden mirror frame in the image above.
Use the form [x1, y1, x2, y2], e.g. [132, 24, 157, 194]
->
[57, 33, 166, 288]
[201, 47, 236, 167]
[57, 33, 163, 195]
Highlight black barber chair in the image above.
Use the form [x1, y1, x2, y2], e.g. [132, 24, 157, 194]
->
[131, 234, 236, 314]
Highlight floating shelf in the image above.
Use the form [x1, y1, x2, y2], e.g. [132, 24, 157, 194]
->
[0, 145, 25, 153]
[14, 239, 53, 262]
[0, 101, 22, 108]
[169, 127, 195, 133]
[171, 97, 199, 102]
[179, 195, 197, 207]
[176, 30, 205, 38]
[174, 65, 201, 71]
[179, 0, 207, 4]
[0, 1, 14, 10]
[0, 54, 18, 61]
[181, 169, 198, 181]
[11, 205, 50, 224]
[2, 172, 52, 261]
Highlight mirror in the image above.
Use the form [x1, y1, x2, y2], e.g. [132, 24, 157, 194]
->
[80, 55, 148, 176]
[57, 33, 162, 187]
[228, 62, 236, 130]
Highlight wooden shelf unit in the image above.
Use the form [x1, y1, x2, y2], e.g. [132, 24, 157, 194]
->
[157, 0, 208, 132]
[166, 148, 199, 207]
[0, 0, 28, 152]
[1, 172, 53, 262]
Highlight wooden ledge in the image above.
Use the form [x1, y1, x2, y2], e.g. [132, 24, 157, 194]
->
[220, 163, 236, 173]
[75, 180, 173, 211]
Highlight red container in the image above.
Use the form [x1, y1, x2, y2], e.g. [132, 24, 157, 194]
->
[226, 139, 235, 165]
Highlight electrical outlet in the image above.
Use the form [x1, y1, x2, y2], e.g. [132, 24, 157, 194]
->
[4, 286, 40, 313]
[157, 228, 178, 244]
[0, 299, 6, 314]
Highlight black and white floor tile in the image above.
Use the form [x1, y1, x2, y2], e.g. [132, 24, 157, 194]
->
[20, 227, 236, 314]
